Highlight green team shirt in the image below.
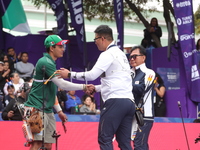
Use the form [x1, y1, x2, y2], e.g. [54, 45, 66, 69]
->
[24, 53, 57, 113]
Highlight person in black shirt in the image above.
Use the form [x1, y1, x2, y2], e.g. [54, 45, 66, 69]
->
[141, 17, 162, 48]
[1, 83, 30, 121]
[154, 73, 166, 117]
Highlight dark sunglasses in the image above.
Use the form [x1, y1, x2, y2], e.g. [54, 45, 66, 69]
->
[129, 54, 143, 60]
[94, 37, 101, 41]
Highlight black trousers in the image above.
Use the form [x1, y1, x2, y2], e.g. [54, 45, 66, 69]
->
[133, 120, 154, 150]
[98, 98, 135, 150]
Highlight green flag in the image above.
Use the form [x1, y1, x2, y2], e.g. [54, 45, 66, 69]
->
[1, 0, 31, 33]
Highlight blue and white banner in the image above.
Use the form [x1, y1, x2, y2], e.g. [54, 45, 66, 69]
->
[114, 0, 124, 50]
[66, 0, 87, 66]
[47, 0, 69, 68]
[157, 68, 180, 90]
[46, 0, 68, 40]
[173, 0, 200, 102]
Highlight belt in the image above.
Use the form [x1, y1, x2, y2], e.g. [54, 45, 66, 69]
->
[33, 79, 52, 82]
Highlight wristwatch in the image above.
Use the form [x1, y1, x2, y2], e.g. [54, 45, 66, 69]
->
[68, 72, 71, 78]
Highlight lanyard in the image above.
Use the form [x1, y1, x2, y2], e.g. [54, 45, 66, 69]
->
[107, 44, 116, 50]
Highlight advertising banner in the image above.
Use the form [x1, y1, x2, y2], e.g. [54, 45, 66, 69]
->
[114, 0, 124, 50]
[173, 0, 200, 102]
[66, 0, 87, 66]
[47, 0, 69, 67]
[157, 68, 180, 90]
[46, 0, 68, 39]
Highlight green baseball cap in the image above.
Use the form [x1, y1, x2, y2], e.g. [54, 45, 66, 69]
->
[44, 35, 69, 48]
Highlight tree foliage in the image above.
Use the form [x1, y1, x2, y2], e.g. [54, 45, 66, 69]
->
[27, 0, 177, 47]
[27, 0, 49, 8]
[194, 5, 200, 35]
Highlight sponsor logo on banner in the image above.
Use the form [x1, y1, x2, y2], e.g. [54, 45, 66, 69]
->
[114, 0, 124, 49]
[183, 49, 198, 58]
[157, 68, 180, 90]
[56, 11, 64, 21]
[191, 65, 200, 81]
[167, 71, 180, 90]
[71, 0, 84, 42]
[173, 0, 200, 102]
[175, 0, 191, 8]
[51, 0, 62, 9]
[176, 15, 193, 26]
[67, 0, 86, 53]
[180, 33, 194, 41]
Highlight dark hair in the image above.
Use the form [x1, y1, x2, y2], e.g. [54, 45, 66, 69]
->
[46, 45, 56, 53]
[156, 73, 164, 85]
[130, 45, 147, 56]
[7, 47, 14, 52]
[150, 17, 159, 27]
[0, 52, 6, 61]
[24, 77, 32, 82]
[193, 119, 200, 123]
[20, 52, 28, 59]
[82, 94, 94, 103]
[3, 60, 10, 68]
[196, 39, 200, 50]
[7, 84, 15, 90]
[94, 25, 113, 41]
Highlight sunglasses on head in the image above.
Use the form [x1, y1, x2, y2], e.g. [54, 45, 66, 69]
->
[129, 54, 143, 60]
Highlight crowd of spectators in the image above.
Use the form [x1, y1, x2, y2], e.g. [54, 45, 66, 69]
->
[0, 47, 100, 117]
[1, 25, 199, 120]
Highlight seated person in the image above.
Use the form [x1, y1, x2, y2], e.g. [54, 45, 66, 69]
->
[3, 61, 12, 77]
[0, 61, 10, 96]
[3, 72, 24, 96]
[3, 54, 15, 73]
[1, 83, 30, 121]
[80, 95, 96, 113]
[57, 88, 68, 112]
[3, 85, 15, 107]
[65, 90, 82, 113]
[142, 17, 162, 48]
[15, 52, 35, 81]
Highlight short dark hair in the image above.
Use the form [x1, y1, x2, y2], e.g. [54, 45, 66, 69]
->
[46, 45, 56, 53]
[7, 84, 15, 90]
[3, 61, 10, 68]
[20, 52, 28, 59]
[7, 47, 14, 52]
[82, 94, 95, 103]
[130, 45, 146, 56]
[94, 25, 113, 41]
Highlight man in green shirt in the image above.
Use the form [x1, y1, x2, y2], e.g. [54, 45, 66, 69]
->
[24, 35, 94, 150]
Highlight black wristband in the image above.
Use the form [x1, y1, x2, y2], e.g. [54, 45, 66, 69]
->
[68, 73, 71, 78]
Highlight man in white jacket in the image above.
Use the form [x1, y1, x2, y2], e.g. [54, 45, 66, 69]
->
[57, 25, 135, 150]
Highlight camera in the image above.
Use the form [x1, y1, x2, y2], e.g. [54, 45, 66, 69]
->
[12, 103, 18, 112]
[19, 82, 31, 92]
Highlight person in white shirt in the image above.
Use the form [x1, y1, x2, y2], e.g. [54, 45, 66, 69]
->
[57, 25, 135, 150]
[3, 72, 24, 95]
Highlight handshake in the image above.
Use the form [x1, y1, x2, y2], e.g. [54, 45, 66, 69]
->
[84, 84, 96, 96]
[55, 68, 96, 96]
